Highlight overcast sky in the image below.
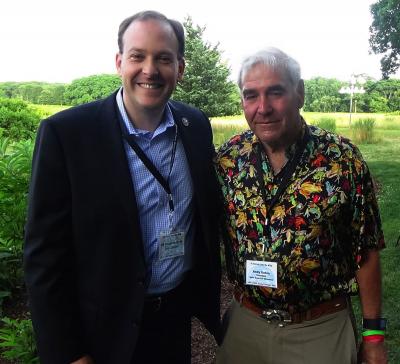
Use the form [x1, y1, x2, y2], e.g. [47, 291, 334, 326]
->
[1, 0, 395, 84]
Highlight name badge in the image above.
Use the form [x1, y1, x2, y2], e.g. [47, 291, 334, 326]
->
[246, 260, 278, 288]
[158, 231, 185, 260]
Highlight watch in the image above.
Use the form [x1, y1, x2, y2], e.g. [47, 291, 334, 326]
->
[362, 318, 387, 330]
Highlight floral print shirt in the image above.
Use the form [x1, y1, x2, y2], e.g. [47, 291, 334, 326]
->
[215, 124, 385, 312]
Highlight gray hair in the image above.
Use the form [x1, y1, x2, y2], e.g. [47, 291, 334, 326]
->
[237, 47, 301, 90]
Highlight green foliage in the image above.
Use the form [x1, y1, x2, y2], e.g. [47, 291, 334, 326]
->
[0, 98, 41, 140]
[304, 77, 344, 112]
[314, 117, 337, 132]
[31, 104, 69, 119]
[173, 17, 241, 117]
[0, 82, 66, 105]
[304, 77, 400, 114]
[351, 118, 377, 144]
[369, 0, 400, 78]
[364, 79, 400, 112]
[0, 138, 33, 309]
[0, 317, 38, 363]
[64, 74, 121, 105]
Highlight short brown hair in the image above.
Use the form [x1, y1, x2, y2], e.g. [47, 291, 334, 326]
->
[117, 10, 185, 59]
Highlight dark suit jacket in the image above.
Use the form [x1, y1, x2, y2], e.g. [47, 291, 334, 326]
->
[24, 92, 221, 364]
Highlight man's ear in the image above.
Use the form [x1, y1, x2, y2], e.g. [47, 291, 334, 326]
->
[115, 53, 122, 75]
[177, 58, 185, 82]
[296, 79, 305, 109]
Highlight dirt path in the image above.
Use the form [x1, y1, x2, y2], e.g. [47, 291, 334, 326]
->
[191, 274, 233, 364]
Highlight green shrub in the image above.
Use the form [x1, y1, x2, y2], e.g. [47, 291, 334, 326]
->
[0, 98, 41, 140]
[314, 117, 337, 133]
[0, 317, 38, 363]
[64, 74, 121, 106]
[351, 118, 376, 144]
[0, 138, 33, 309]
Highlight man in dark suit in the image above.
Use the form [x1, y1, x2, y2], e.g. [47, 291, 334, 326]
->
[24, 10, 221, 364]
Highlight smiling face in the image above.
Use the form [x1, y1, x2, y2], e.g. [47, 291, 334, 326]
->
[241, 63, 304, 152]
[116, 19, 184, 122]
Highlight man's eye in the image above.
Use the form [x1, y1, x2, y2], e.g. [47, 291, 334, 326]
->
[129, 54, 144, 61]
[159, 56, 172, 63]
[269, 89, 284, 96]
[243, 94, 256, 100]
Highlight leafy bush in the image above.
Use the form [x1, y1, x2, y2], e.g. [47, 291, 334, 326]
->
[0, 138, 33, 309]
[64, 74, 121, 106]
[314, 117, 337, 133]
[0, 98, 41, 140]
[351, 118, 376, 144]
[0, 317, 38, 363]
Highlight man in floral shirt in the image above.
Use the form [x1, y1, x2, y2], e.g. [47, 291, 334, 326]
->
[215, 47, 387, 364]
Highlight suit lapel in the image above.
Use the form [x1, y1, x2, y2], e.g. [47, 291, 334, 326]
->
[168, 101, 198, 171]
[98, 93, 145, 259]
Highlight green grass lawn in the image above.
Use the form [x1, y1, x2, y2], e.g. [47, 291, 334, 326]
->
[212, 112, 400, 362]
[31, 104, 69, 118]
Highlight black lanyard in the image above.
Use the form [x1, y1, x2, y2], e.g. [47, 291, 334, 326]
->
[255, 125, 310, 223]
[122, 122, 178, 212]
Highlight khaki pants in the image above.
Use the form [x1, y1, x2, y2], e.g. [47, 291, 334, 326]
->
[217, 299, 357, 364]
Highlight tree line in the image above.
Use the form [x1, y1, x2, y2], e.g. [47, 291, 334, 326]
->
[2, 74, 399, 116]
[0, 13, 399, 116]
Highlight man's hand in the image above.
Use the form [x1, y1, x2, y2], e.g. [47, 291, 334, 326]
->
[359, 342, 387, 364]
[71, 355, 94, 364]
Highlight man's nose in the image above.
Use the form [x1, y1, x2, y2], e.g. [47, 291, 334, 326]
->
[142, 58, 159, 76]
[258, 95, 272, 114]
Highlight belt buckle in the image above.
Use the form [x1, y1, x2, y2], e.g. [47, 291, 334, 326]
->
[261, 309, 292, 327]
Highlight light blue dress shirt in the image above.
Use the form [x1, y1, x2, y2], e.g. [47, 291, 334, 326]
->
[116, 89, 195, 294]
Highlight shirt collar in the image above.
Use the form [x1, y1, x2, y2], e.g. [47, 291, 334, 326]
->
[116, 87, 175, 139]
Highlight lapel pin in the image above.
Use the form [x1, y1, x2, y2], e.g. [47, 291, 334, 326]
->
[181, 117, 190, 127]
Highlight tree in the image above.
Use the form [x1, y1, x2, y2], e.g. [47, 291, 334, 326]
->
[64, 74, 121, 105]
[173, 17, 241, 117]
[18, 83, 43, 104]
[37, 89, 53, 105]
[0, 98, 41, 140]
[369, 0, 400, 78]
[0, 83, 19, 99]
[364, 79, 400, 112]
[0, 82, 66, 105]
[304, 78, 345, 112]
[51, 84, 66, 105]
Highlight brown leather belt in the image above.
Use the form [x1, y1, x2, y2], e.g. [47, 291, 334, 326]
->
[234, 289, 347, 326]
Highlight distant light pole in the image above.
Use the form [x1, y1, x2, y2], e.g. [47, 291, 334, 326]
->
[339, 75, 365, 125]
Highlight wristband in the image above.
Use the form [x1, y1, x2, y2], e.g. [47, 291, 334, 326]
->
[362, 318, 387, 330]
[362, 329, 385, 337]
[363, 335, 385, 343]
[362, 329, 385, 343]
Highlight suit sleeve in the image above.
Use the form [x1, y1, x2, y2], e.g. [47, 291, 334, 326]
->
[24, 119, 85, 364]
